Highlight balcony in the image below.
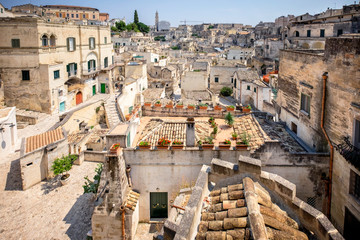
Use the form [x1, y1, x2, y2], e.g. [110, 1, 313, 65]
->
[335, 136, 360, 170]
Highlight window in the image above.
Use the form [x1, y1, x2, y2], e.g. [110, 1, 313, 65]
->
[300, 93, 310, 114]
[67, 13, 69, 17]
[76, 14, 79, 18]
[41, 35, 48, 47]
[234, 79, 237, 88]
[89, 37, 95, 49]
[354, 119, 360, 149]
[231, 78, 233, 83]
[104, 57, 108, 68]
[337, 29, 343, 37]
[50, 35, 56, 46]
[1, 8, 3, 13]
[71, 14, 74, 18]
[83, 14, 86, 18]
[22, 70, 30, 81]
[112, 56, 114, 65]
[320, 29, 325, 37]
[350, 170, 360, 200]
[214, 77, 219, 83]
[53, 70, 60, 79]
[11, 39, 20, 48]
[88, 60, 96, 72]
[254, 87, 257, 93]
[307, 30, 311, 37]
[294, 31, 300, 37]
[66, 63, 77, 76]
[67, 37, 76, 51]
[247, 85, 250, 90]
[104, 37, 107, 44]
[93, 15, 95, 19]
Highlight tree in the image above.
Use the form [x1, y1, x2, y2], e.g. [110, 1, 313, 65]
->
[225, 112, 234, 126]
[137, 22, 150, 33]
[134, 10, 139, 24]
[220, 87, 233, 96]
[115, 21, 126, 32]
[111, 26, 118, 32]
[126, 22, 139, 32]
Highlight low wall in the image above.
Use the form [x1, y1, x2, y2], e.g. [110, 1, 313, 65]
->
[16, 114, 38, 125]
[142, 106, 245, 118]
[83, 150, 106, 163]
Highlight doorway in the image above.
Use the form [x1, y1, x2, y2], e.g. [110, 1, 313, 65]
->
[150, 192, 168, 218]
[76, 91, 83, 105]
[291, 122, 298, 135]
[59, 101, 65, 112]
[101, 83, 106, 93]
[92, 85, 96, 96]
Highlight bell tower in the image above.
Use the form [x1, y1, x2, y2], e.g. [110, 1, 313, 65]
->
[155, 11, 159, 32]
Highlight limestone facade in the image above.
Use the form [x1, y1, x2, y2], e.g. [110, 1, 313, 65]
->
[0, 17, 114, 114]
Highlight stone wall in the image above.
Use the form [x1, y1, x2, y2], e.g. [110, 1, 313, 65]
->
[83, 151, 105, 163]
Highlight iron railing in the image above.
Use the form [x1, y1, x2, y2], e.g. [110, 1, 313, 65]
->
[335, 136, 360, 170]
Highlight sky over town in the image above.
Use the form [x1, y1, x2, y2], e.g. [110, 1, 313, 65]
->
[1, 0, 357, 26]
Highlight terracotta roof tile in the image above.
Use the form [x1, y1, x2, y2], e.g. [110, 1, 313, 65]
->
[125, 190, 140, 211]
[25, 127, 64, 153]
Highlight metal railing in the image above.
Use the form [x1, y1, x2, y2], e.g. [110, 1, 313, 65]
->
[335, 136, 360, 170]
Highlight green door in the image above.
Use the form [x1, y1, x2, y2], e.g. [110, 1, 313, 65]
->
[127, 132, 131, 147]
[150, 192, 168, 218]
[101, 83, 106, 93]
[92, 85, 96, 96]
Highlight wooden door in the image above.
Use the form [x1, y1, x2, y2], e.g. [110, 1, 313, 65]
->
[150, 192, 168, 218]
[101, 83, 106, 93]
[76, 91, 83, 105]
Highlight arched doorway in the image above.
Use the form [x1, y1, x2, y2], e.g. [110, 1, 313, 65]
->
[76, 91, 83, 105]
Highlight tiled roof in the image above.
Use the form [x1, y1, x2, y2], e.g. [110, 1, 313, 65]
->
[42, 5, 99, 11]
[125, 190, 140, 211]
[197, 177, 309, 240]
[25, 127, 64, 153]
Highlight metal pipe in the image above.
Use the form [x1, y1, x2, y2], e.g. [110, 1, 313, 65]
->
[126, 165, 132, 187]
[120, 205, 126, 240]
[321, 72, 333, 218]
[171, 204, 185, 211]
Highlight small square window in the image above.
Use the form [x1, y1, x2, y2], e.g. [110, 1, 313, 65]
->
[320, 29, 325, 38]
[307, 30, 311, 37]
[247, 85, 250, 90]
[11, 39, 20, 48]
[214, 77, 219, 83]
[54, 70, 60, 79]
[104, 37, 107, 44]
[254, 88, 257, 93]
[22, 70, 30, 81]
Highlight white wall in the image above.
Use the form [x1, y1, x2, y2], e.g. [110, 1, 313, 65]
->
[0, 107, 17, 156]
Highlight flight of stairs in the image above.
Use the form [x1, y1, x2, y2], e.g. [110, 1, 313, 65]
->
[104, 96, 122, 129]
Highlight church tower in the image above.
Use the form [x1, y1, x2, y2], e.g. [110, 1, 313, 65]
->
[155, 11, 159, 32]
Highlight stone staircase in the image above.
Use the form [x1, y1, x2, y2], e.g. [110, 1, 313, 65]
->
[104, 95, 123, 129]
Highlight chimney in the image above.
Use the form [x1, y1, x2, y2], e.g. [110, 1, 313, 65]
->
[186, 117, 195, 147]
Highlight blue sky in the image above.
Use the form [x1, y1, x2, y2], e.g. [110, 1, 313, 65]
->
[1, 0, 357, 26]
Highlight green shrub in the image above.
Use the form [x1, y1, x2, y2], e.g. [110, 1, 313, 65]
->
[220, 87, 233, 97]
[52, 154, 77, 176]
[225, 112, 234, 126]
[83, 164, 103, 194]
[240, 132, 251, 145]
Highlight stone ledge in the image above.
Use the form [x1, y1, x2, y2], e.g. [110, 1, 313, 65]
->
[273, 174, 296, 201]
[238, 155, 261, 175]
[211, 158, 239, 176]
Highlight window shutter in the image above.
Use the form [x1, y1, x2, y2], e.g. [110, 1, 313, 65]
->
[75, 63, 77, 71]
[66, 38, 70, 51]
[89, 38, 91, 48]
[66, 64, 70, 72]
[73, 38, 76, 50]
[88, 61, 91, 72]
[94, 60, 96, 69]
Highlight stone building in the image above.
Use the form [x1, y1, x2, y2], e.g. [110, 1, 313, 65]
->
[0, 107, 17, 156]
[0, 3, 14, 18]
[288, 2, 360, 49]
[41, 5, 101, 21]
[275, 35, 360, 237]
[227, 47, 254, 62]
[209, 66, 239, 94]
[0, 16, 114, 114]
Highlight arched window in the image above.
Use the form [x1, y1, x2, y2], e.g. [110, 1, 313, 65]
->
[50, 35, 56, 47]
[41, 35, 48, 47]
[294, 31, 300, 37]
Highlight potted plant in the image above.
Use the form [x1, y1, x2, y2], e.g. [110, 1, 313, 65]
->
[110, 143, 121, 155]
[125, 114, 131, 121]
[225, 112, 234, 127]
[144, 102, 152, 107]
[201, 137, 214, 149]
[188, 104, 195, 110]
[155, 100, 162, 107]
[176, 102, 184, 109]
[171, 140, 184, 149]
[226, 105, 235, 111]
[214, 105, 222, 111]
[210, 125, 218, 139]
[210, 121, 217, 128]
[138, 141, 150, 150]
[231, 132, 238, 140]
[157, 137, 171, 149]
[166, 102, 173, 109]
[236, 132, 250, 150]
[199, 103, 208, 110]
[219, 139, 231, 150]
[243, 105, 251, 113]
[52, 154, 77, 186]
[208, 116, 215, 124]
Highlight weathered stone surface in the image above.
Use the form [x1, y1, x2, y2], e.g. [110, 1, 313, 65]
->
[228, 190, 244, 200]
[222, 200, 237, 210]
[223, 217, 247, 229]
[201, 212, 215, 221]
[215, 211, 228, 220]
[206, 231, 226, 240]
[198, 221, 209, 233]
[208, 221, 223, 231]
[228, 207, 248, 218]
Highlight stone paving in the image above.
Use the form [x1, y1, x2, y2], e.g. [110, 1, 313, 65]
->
[134, 223, 163, 240]
[0, 161, 99, 240]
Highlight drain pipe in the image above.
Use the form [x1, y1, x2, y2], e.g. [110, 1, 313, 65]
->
[126, 165, 132, 188]
[321, 72, 333, 218]
[120, 205, 126, 240]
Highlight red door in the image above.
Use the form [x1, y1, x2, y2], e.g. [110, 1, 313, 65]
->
[76, 91, 83, 105]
